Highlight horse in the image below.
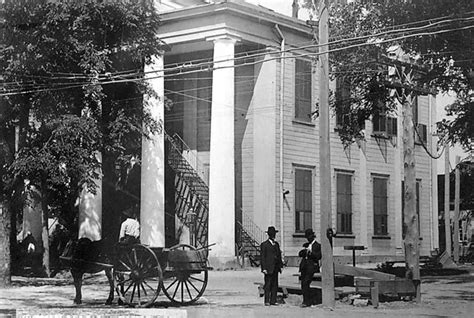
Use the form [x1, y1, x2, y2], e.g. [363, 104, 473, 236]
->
[61, 238, 115, 305]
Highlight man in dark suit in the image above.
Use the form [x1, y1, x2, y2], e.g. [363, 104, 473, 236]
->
[298, 228, 322, 307]
[260, 226, 283, 306]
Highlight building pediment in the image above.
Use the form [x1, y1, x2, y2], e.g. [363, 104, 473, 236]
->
[158, 0, 316, 54]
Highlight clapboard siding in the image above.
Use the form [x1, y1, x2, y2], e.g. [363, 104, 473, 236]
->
[276, 57, 436, 258]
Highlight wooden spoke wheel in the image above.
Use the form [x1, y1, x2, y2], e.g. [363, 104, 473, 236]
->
[162, 244, 208, 305]
[114, 244, 162, 307]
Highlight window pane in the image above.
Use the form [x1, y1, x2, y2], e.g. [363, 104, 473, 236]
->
[295, 59, 312, 122]
[413, 97, 418, 123]
[337, 173, 352, 233]
[303, 211, 312, 231]
[295, 169, 312, 232]
[373, 177, 388, 235]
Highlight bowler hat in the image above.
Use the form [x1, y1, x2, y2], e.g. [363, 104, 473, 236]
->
[304, 228, 315, 239]
[266, 226, 278, 235]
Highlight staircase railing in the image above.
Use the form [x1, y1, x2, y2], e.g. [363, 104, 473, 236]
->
[165, 132, 209, 250]
[235, 212, 266, 267]
[242, 212, 266, 244]
[171, 133, 208, 184]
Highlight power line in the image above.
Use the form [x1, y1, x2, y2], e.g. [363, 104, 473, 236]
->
[1, 23, 473, 96]
[413, 119, 446, 160]
[3, 14, 472, 84]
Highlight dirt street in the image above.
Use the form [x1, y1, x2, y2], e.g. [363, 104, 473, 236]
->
[1, 265, 473, 317]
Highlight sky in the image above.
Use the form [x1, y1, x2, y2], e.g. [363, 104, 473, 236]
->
[246, 0, 312, 20]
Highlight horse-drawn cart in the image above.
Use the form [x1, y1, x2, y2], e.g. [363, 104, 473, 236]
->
[60, 241, 212, 307]
[114, 243, 210, 307]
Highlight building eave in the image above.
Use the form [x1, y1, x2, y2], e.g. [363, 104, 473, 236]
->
[159, 1, 314, 41]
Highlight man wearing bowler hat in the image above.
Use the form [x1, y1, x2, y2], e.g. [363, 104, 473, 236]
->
[298, 228, 321, 307]
[260, 226, 283, 306]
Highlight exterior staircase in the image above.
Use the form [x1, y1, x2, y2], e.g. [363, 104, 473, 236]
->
[165, 132, 266, 265]
[165, 132, 209, 250]
[236, 213, 266, 267]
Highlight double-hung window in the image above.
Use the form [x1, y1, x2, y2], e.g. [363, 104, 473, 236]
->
[373, 112, 397, 137]
[336, 171, 353, 234]
[295, 59, 312, 122]
[295, 168, 312, 233]
[411, 98, 428, 144]
[335, 76, 351, 127]
[373, 175, 388, 236]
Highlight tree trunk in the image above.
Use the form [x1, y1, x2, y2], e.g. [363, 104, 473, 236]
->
[403, 94, 420, 302]
[0, 130, 13, 286]
[0, 201, 11, 287]
[41, 180, 50, 277]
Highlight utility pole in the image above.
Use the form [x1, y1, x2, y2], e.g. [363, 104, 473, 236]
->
[444, 146, 451, 256]
[453, 156, 460, 263]
[318, 0, 335, 308]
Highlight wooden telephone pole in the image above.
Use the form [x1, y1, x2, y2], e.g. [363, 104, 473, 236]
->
[318, 0, 335, 308]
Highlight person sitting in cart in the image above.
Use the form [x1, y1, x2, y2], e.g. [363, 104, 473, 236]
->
[119, 205, 140, 245]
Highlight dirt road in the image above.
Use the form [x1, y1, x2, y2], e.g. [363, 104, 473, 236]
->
[1, 265, 473, 317]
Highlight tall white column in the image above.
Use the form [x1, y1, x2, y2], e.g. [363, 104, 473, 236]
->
[141, 54, 165, 247]
[208, 36, 237, 262]
[78, 152, 102, 241]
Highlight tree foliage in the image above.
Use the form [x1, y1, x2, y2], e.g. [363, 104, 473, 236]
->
[0, 0, 162, 229]
[303, 0, 473, 148]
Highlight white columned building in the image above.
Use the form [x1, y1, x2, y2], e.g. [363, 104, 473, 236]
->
[208, 36, 238, 264]
[140, 54, 165, 247]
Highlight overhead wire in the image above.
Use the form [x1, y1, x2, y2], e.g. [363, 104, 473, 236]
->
[2, 14, 472, 85]
[2, 7, 468, 154]
[1, 18, 473, 96]
[413, 118, 446, 159]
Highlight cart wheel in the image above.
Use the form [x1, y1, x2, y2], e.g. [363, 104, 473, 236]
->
[162, 244, 208, 305]
[114, 244, 162, 307]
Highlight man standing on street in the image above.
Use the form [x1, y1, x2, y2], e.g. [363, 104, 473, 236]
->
[298, 228, 321, 307]
[260, 226, 283, 306]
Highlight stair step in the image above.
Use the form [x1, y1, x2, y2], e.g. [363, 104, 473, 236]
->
[167, 142, 209, 249]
